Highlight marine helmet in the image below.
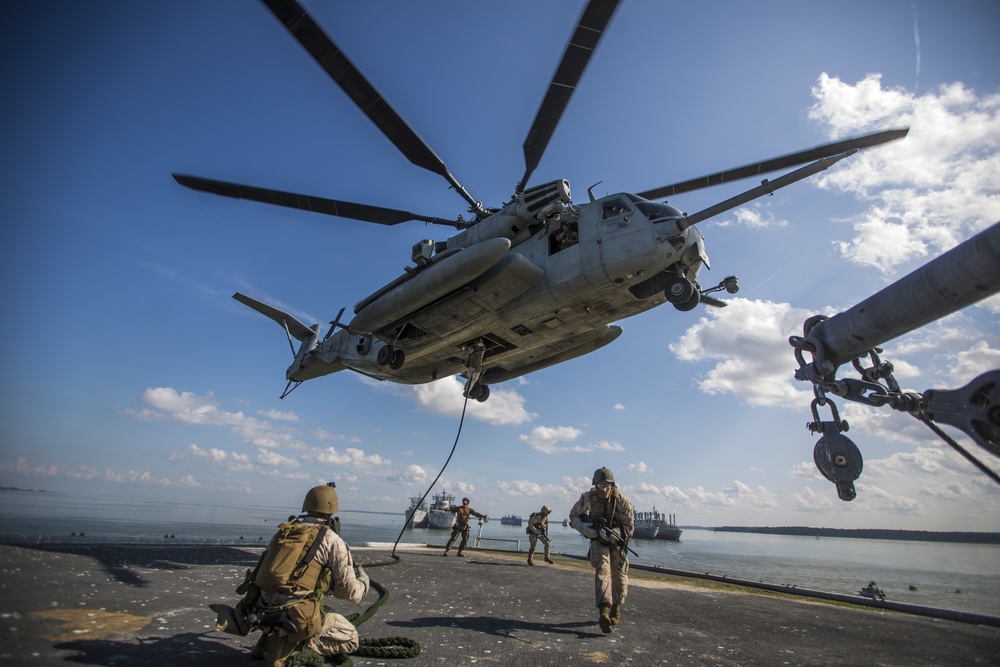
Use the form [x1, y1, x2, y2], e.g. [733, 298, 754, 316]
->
[541, 505, 552, 515]
[462, 497, 470, 504]
[302, 485, 339, 516]
[592, 467, 615, 485]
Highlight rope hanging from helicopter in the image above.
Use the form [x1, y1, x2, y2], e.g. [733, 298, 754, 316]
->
[790, 316, 1000, 502]
[308, 374, 474, 666]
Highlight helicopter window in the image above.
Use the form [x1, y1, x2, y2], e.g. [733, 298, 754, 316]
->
[635, 201, 684, 222]
[549, 221, 579, 254]
[601, 197, 632, 220]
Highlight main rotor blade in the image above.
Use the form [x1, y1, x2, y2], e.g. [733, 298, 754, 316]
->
[261, 0, 485, 217]
[517, 0, 622, 193]
[636, 128, 909, 200]
[173, 174, 459, 227]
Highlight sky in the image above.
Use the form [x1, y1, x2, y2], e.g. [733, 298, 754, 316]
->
[2, 0, 999, 531]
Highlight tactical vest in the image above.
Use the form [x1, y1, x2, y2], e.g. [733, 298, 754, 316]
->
[454, 505, 473, 527]
[590, 489, 620, 527]
[254, 519, 328, 594]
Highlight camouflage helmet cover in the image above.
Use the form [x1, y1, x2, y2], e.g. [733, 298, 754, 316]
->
[592, 467, 615, 485]
[302, 485, 339, 515]
[541, 505, 552, 514]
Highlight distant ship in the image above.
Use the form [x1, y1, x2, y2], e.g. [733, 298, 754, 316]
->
[651, 507, 682, 541]
[500, 514, 523, 526]
[403, 496, 428, 529]
[632, 510, 660, 539]
[427, 492, 457, 529]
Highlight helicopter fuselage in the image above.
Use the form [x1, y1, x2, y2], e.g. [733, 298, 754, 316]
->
[287, 185, 708, 390]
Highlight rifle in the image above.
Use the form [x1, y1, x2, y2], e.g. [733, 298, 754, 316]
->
[592, 517, 638, 560]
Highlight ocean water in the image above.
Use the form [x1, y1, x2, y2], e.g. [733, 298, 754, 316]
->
[2, 489, 998, 617]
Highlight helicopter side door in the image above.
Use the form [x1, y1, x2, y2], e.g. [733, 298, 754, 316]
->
[593, 195, 657, 288]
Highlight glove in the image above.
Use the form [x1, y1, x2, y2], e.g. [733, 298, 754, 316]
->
[570, 516, 599, 539]
[355, 565, 370, 597]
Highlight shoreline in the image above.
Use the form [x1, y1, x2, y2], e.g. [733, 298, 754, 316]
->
[711, 525, 1000, 544]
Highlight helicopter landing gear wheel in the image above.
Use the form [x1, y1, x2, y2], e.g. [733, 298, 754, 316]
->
[389, 348, 406, 370]
[376, 345, 393, 367]
[674, 289, 701, 312]
[665, 276, 695, 305]
[464, 380, 489, 401]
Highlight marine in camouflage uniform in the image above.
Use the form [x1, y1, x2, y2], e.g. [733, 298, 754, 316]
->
[443, 496, 488, 557]
[211, 485, 370, 666]
[568, 467, 634, 634]
[526, 505, 554, 565]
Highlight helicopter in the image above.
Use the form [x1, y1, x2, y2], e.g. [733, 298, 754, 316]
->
[173, 0, 908, 401]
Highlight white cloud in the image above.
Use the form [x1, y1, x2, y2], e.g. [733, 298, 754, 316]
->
[669, 298, 821, 408]
[517, 425, 623, 454]
[259, 408, 299, 422]
[519, 425, 583, 453]
[312, 447, 388, 467]
[140, 387, 262, 428]
[950, 340, 1000, 386]
[715, 203, 790, 230]
[808, 73, 1000, 274]
[387, 464, 429, 485]
[409, 376, 536, 425]
[257, 449, 299, 468]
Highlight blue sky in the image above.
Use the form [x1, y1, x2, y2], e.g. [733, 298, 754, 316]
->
[2, 0, 999, 531]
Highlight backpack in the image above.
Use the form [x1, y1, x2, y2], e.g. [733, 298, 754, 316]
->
[254, 520, 328, 593]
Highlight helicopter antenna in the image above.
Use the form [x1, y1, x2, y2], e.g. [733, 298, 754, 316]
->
[587, 181, 603, 202]
[517, 0, 621, 194]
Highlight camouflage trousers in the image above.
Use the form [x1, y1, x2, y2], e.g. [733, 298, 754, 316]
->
[528, 532, 551, 557]
[445, 525, 471, 552]
[588, 540, 628, 608]
[306, 612, 359, 656]
[255, 611, 358, 666]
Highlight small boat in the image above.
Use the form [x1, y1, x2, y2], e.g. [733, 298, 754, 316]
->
[403, 496, 428, 529]
[500, 514, 523, 526]
[427, 492, 457, 529]
[859, 580, 887, 600]
[562, 518, 569, 527]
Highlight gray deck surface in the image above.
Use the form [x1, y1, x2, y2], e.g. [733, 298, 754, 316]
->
[0, 542, 997, 665]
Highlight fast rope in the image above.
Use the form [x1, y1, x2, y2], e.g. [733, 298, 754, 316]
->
[294, 391, 472, 666]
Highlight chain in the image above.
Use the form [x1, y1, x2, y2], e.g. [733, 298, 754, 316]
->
[790, 325, 1000, 497]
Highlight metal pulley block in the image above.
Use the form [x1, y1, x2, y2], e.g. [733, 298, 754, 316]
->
[923, 370, 1000, 457]
[808, 398, 863, 501]
[813, 426, 864, 501]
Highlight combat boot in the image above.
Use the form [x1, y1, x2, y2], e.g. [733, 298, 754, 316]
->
[609, 603, 621, 625]
[544, 553, 554, 564]
[598, 604, 613, 634]
[442, 550, 449, 557]
[527, 549, 534, 565]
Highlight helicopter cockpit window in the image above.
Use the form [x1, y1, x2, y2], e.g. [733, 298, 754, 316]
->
[634, 201, 684, 222]
[549, 220, 579, 254]
[601, 197, 632, 220]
